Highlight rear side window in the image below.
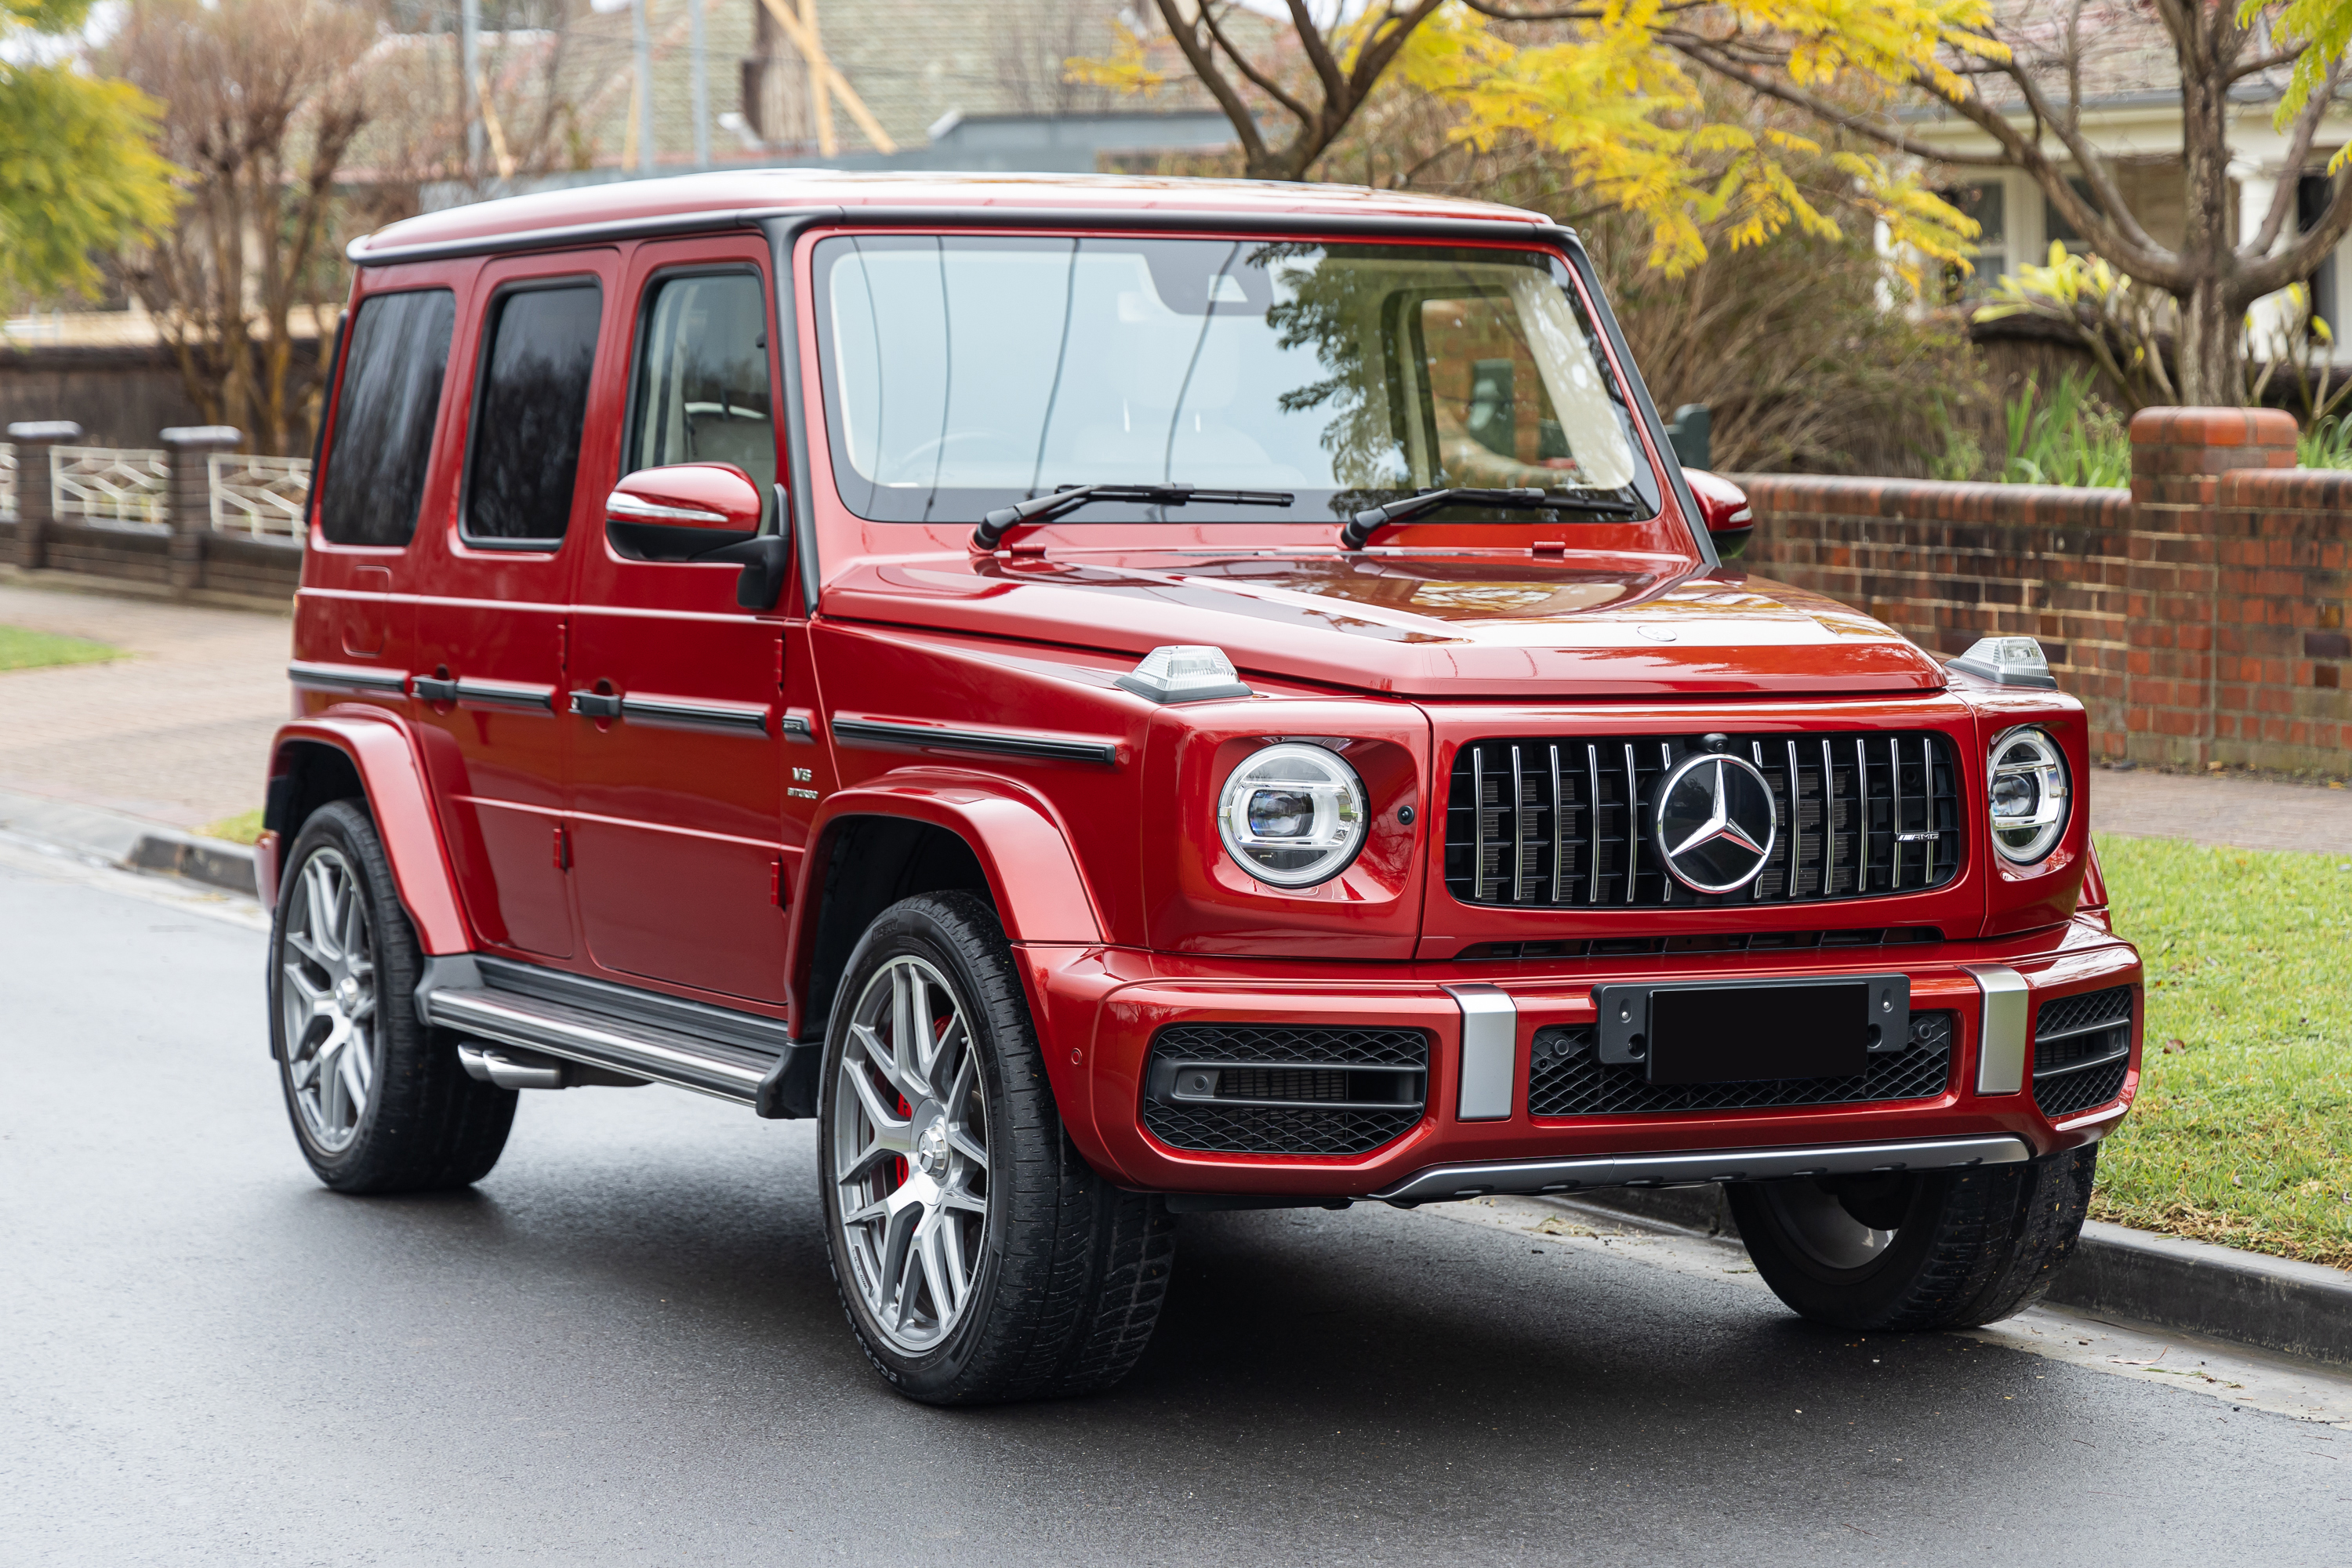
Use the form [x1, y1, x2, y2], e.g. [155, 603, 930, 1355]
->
[463, 282, 601, 545]
[626, 271, 775, 499]
[315, 289, 455, 547]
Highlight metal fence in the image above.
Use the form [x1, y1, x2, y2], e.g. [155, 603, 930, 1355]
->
[0, 441, 311, 539]
[52, 445, 169, 532]
[208, 452, 312, 538]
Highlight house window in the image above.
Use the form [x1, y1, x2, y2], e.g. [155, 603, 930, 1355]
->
[2298, 173, 2338, 337]
[1939, 181, 2006, 300]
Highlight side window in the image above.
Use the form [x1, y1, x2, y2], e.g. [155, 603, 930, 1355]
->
[463, 281, 601, 544]
[315, 289, 455, 547]
[626, 271, 775, 503]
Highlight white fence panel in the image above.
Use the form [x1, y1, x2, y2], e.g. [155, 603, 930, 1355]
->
[52, 445, 169, 532]
[208, 452, 311, 538]
[1, 443, 14, 520]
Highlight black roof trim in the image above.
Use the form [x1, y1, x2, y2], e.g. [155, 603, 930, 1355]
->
[348, 202, 1572, 267]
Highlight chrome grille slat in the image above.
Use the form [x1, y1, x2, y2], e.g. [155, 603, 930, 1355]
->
[1445, 730, 1964, 909]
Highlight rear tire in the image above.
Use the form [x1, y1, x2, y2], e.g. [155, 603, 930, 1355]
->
[270, 800, 517, 1193]
[1727, 1145, 2096, 1330]
[818, 891, 1174, 1405]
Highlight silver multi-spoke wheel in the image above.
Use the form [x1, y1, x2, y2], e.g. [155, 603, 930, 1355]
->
[1759, 1181, 1896, 1272]
[279, 848, 377, 1152]
[829, 955, 990, 1355]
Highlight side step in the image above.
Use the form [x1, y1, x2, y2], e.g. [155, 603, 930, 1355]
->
[416, 954, 819, 1117]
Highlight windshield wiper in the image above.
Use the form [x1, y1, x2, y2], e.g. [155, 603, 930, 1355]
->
[974, 484, 1295, 550]
[1341, 487, 1642, 550]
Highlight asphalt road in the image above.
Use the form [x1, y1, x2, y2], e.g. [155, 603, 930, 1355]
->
[5, 844, 2350, 1566]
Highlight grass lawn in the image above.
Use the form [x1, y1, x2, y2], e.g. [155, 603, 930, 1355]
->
[2092, 833, 2352, 1267]
[0, 624, 124, 672]
[198, 809, 265, 845]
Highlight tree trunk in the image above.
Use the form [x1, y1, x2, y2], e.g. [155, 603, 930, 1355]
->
[2174, 1, 2245, 405]
[2175, 278, 2241, 407]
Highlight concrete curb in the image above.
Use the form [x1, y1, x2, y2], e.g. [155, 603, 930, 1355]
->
[0, 786, 260, 899]
[1573, 1185, 2352, 1367]
[125, 828, 260, 898]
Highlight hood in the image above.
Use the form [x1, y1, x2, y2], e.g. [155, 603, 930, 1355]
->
[822, 551, 1947, 698]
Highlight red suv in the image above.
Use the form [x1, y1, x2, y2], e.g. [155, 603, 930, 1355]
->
[262, 173, 2138, 1404]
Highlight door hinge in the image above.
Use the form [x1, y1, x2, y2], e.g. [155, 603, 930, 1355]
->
[553, 823, 572, 872]
[771, 855, 789, 908]
[557, 618, 569, 677]
[774, 634, 786, 691]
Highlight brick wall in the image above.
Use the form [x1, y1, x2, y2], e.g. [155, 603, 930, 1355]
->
[1736, 407, 2352, 775]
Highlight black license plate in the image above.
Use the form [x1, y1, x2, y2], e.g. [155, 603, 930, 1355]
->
[1646, 982, 1872, 1086]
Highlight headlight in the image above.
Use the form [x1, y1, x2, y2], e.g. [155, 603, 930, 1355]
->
[1217, 743, 1366, 887]
[1987, 725, 2069, 863]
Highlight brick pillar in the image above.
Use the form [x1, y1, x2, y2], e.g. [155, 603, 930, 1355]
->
[2125, 407, 2298, 768]
[5, 420, 84, 572]
[159, 425, 241, 597]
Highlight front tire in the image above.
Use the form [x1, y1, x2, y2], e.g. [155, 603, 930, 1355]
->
[818, 891, 1174, 1405]
[1728, 1145, 2096, 1331]
[270, 800, 517, 1193]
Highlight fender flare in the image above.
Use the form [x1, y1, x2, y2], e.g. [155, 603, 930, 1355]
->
[794, 771, 1105, 945]
[263, 711, 473, 955]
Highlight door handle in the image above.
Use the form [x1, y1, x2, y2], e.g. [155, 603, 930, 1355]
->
[569, 689, 623, 719]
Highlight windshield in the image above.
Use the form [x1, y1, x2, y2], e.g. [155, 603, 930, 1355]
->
[811, 236, 1661, 526]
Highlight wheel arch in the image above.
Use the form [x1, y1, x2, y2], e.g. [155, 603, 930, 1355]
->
[262, 713, 473, 954]
[790, 777, 1105, 1040]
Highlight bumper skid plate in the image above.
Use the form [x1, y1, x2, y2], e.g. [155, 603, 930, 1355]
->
[1373, 1133, 2033, 1205]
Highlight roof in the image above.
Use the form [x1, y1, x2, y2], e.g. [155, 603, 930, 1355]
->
[350, 169, 1560, 266]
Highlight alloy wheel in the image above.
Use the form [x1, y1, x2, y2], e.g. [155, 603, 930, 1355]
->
[279, 848, 377, 1152]
[829, 955, 990, 1355]
[1762, 1180, 1896, 1272]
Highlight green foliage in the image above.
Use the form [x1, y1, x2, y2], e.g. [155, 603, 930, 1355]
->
[1975, 241, 2174, 409]
[2092, 833, 2352, 1268]
[0, 624, 124, 671]
[0, 2, 181, 305]
[2301, 413, 2352, 470]
[1998, 368, 2129, 488]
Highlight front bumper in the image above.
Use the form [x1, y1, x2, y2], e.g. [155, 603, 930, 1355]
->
[1018, 914, 2140, 1200]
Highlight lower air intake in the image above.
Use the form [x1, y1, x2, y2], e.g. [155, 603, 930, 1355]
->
[2033, 985, 2135, 1119]
[1528, 1011, 1956, 1117]
[1143, 1025, 1428, 1157]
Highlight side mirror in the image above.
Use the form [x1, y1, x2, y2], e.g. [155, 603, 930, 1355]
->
[1684, 467, 1753, 560]
[604, 463, 764, 561]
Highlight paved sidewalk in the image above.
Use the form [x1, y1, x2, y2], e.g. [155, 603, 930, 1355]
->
[2092, 766, 2352, 858]
[0, 583, 287, 829]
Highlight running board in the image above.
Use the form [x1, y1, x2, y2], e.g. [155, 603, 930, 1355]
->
[416, 955, 818, 1117]
[1373, 1134, 2035, 1206]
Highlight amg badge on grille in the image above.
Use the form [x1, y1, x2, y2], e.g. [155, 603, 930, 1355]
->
[1653, 753, 1779, 893]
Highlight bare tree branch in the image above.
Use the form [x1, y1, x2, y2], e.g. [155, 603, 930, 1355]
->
[1150, 0, 1273, 172]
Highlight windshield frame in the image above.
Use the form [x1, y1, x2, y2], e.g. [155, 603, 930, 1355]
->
[805, 231, 1667, 532]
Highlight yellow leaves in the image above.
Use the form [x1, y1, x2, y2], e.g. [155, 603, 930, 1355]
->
[1063, 20, 1167, 97]
[0, 60, 183, 302]
[2248, 0, 2352, 151]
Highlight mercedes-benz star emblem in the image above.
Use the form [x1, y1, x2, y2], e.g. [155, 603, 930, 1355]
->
[1653, 752, 1778, 893]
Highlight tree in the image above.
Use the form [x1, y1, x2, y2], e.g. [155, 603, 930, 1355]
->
[107, 0, 377, 456]
[1095, 0, 2352, 405]
[1080, 3, 1984, 285]
[0, 0, 180, 307]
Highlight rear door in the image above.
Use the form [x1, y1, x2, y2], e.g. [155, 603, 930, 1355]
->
[564, 236, 796, 1004]
[408, 251, 615, 960]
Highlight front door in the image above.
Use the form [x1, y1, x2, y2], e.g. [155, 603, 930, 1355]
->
[408, 251, 617, 960]
[565, 238, 794, 1004]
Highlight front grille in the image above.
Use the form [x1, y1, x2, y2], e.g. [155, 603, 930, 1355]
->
[1445, 731, 1964, 909]
[1143, 1025, 1428, 1156]
[2033, 985, 2134, 1119]
[1528, 1011, 1955, 1117]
